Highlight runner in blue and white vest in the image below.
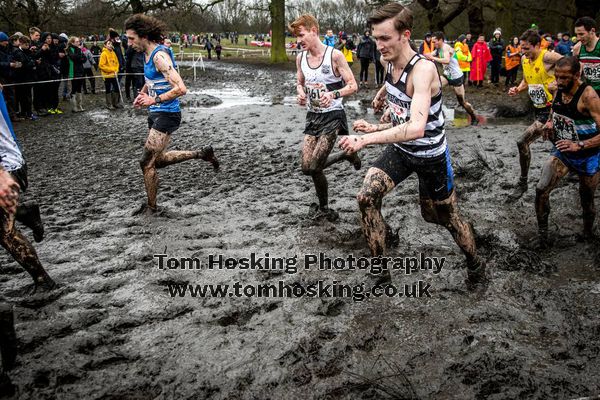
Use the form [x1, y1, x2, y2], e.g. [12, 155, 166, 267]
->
[536, 57, 600, 246]
[125, 14, 219, 216]
[0, 86, 56, 294]
[339, 3, 486, 288]
[289, 14, 359, 221]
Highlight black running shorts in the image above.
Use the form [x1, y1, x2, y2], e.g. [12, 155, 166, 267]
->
[304, 110, 349, 136]
[372, 144, 455, 201]
[446, 75, 464, 87]
[148, 112, 182, 134]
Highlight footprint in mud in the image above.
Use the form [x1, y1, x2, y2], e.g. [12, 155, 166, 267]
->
[209, 302, 279, 327]
[210, 306, 261, 327]
[475, 232, 557, 275]
[315, 299, 345, 317]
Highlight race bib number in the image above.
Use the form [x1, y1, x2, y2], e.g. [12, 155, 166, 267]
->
[147, 81, 156, 97]
[304, 83, 327, 112]
[552, 113, 579, 143]
[443, 64, 451, 78]
[388, 102, 409, 126]
[582, 62, 600, 83]
[528, 84, 548, 108]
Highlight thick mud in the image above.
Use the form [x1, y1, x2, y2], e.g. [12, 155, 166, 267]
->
[0, 60, 598, 399]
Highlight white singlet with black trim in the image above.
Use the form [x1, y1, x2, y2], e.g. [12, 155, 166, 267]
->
[385, 53, 446, 158]
[300, 45, 344, 114]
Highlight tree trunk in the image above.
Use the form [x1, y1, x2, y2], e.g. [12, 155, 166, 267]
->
[467, 0, 484, 35]
[269, 0, 287, 63]
[574, 0, 600, 19]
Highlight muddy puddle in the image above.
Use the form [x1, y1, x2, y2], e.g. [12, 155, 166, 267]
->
[0, 60, 598, 399]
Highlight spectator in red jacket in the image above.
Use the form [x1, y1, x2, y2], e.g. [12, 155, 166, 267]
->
[470, 34, 492, 87]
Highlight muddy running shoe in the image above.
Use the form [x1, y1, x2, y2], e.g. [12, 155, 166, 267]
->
[322, 208, 339, 222]
[0, 304, 17, 371]
[18, 204, 44, 243]
[465, 256, 488, 290]
[505, 177, 528, 203]
[132, 203, 158, 217]
[346, 152, 362, 170]
[25, 275, 57, 296]
[528, 229, 553, 249]
[54, 108, 64, 115]
[197, 146, 219, 171]
[308, 203, 319, 216]
[308, 204, 339, 222]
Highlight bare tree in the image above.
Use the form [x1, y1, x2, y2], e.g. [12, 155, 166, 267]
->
[0, 0, 68, 32]
[213, 0, 248, 32]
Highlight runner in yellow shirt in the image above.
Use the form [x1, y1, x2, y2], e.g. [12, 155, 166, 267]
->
[506, 29, 563, 202]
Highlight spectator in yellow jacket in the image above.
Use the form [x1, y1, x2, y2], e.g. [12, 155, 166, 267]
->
[98, 40, 121, 109]
[454, 35, 473, 84]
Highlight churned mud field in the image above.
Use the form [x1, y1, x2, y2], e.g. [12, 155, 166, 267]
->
[0, 60, 598, 399]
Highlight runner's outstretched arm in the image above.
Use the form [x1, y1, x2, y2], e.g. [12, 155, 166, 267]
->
[340, 61, 435, 153]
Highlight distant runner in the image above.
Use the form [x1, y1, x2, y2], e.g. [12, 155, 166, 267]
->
[426, 31, 479, 125]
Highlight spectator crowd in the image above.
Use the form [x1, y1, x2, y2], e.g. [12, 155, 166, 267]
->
[0, 27, 147, 122]
[0, 21, 593, 123]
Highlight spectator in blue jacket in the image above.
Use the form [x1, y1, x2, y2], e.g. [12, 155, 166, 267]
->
[322, 29, 336, 47]
[555, 32, 574, 56]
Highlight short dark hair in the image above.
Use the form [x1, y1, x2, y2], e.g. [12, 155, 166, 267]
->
[432, 31, 445, 41]
[574, 17, 596, 32]
[367, 3, 413, 34]
[556, 56, 581, 74]
[124, 14, 167, 43]
[520, 29, 541, 46]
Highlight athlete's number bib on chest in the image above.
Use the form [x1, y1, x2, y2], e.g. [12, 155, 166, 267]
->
[552, 113, 578, 142]
[582, 62, 600, 83]
[443, 64, 451, 78]
[305, 82, 327, 112]
[147, 81, 157, 97]
[528, 84, 548, 108]
[389, 102, 409, 126]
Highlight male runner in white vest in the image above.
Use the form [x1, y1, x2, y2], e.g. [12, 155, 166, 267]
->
[339, 3, 485, 288]
[290, 14, 360, 221]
